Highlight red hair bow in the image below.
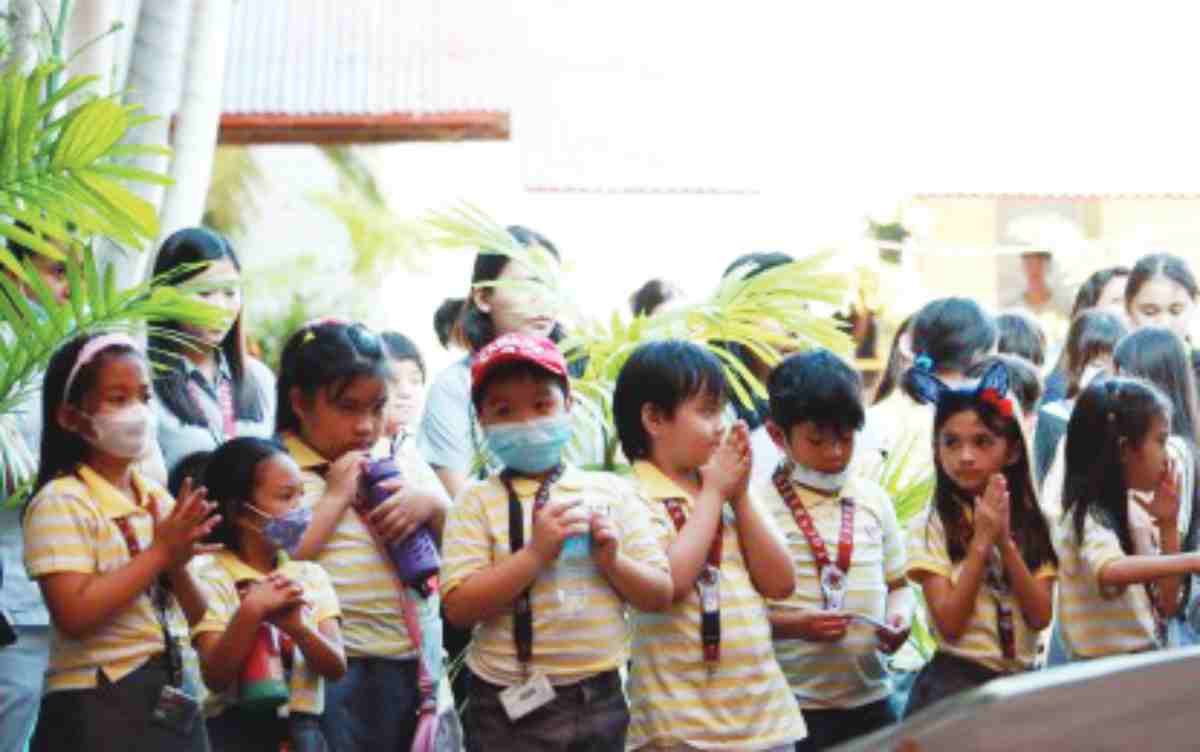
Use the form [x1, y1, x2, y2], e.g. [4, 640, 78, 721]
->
[979, 388, 1013, 418]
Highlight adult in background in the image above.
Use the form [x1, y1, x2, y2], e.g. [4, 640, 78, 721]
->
[149, 227, 276, 474]
[1040, 266, 1129, 406]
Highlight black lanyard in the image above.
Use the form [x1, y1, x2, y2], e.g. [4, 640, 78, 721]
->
[502, 465, 564, 669]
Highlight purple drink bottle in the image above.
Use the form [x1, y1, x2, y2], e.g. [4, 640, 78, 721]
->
[360, 458, 440, 597]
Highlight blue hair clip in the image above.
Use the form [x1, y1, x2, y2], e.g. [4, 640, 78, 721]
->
[914, 352, 934, 372]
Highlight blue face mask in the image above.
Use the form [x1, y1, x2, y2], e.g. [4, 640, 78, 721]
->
[247, 505, 312, 555]
[484, 414, 574, 474]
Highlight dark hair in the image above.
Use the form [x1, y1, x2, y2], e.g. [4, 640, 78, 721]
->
[1113, 327, 1199, 444]
[202, 437, 288, 553]
[996, 312, 1047, 367]
[148, 227, 264, 428]
[1062, 311, 1126, 398]
[715, 252, 795, 429]
[630, 278, 681, 317]
[614, 340, 727, 461]
[275, 321, 392, 434]
[454, 225, 563, 353]
[768, 349, 864, 435]
[1126, 253, 1199, 308]
[873, 315, 914, 406]
[967, 355, 1041, 416]
[34, 333, 142, 493]
[471, 360, 569, 413]
[1063, 378, 1172, 553]
[168, 450, 212, 498]
[902, 297, 996, 402]
[6, 219, 38, 260]
[1071, 266, 1131, 319]
[380, 331, 425, 380]
[926, 383, 1057, 571]
[434, 298, 464, 349]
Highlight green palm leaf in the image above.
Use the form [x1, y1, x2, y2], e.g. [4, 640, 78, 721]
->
[0, 63, 170, 276]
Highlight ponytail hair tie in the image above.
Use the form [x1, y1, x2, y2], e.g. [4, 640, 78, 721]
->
[914, 352, 934, 372]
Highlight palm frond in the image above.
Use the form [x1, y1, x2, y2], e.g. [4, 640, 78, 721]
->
[0, 63, 169, 275]
[0, 245, 227, 505]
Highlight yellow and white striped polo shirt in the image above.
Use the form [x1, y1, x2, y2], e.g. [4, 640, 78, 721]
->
[1051, 510, 1159, 658]
[193, 551, 341, 716]
[441, 464, 668, 687]
[626, 461, 805, 751]
[907, 507, 1056, 673]
[24, 465, 192, 692]
[759, 474, 907, 709]
[283, 433, 416, 659]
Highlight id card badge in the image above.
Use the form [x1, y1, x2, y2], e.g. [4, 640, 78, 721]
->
[499, 671, 556, 722]
[151, 684, 201, 736]
[820, 565, 847, 612]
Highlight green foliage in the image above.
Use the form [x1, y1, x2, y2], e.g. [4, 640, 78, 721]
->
[0, 63, 168, 278]
[0, 245, 227, 506]
[868, 219, 910, 244]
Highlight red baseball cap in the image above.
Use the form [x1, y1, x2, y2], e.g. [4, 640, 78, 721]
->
[470, 333, 570, 402]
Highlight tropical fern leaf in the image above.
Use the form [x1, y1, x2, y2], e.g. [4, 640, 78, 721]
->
[0, 63, 169, 278]
[0, 245, 227, 507]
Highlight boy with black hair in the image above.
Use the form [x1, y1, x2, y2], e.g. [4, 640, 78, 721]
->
[441, 333, 671, 751]
[614, 339, 805, 751]
[760, 349, 913, 751]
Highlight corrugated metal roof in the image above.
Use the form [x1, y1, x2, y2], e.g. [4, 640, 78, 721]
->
[219, 0, 510, 141]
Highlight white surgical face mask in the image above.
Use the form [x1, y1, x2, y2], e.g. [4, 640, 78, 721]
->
[788, 461, 851, 493]
[86, 403, 156, 459]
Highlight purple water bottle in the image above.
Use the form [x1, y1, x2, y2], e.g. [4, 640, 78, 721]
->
[360, 458, 441, 597]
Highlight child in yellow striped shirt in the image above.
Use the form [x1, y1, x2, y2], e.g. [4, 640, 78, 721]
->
[23, 332, 219, 752]
[442, 333, 672, 751]
[760, 350, 913, 751]
[1053, 377, 1200, 659]
[191, 437, 346, 751]
[275, 320, 450, 752]
[613, 340, 805, 751]
[903, 359, 1058, 716]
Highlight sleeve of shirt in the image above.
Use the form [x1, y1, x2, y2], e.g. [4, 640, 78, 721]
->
[154, 396, 217, 475]
[305, 564, 341, 624]
[192, 565, 239, 637]
[611, 479, 670, 574]
[416, 363, 473, 473]
[247, 358, 278, 431]
[440, 485, 494, 597]
[1080, 515, 1128, 598]
[23, 489, 98, 577]
[877, 489, 908, 583]
[906, 510, 952, 580]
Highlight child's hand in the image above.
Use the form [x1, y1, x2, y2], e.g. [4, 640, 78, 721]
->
[153, 478, 221, 569]
[369, 488, 438, 543]
[529, 499, 589, 565]
[701, 421, 751, 503]
[326, 451, 369, 507]
[241, 573, 305, 621]
[795, 609, 852, 642]
[1139, 457, 1181, 531]
[973, 474, 1009, 547]
[876, 613, 911, 654]
[590, 505, 619, 573]
[268, 600, 313, 638]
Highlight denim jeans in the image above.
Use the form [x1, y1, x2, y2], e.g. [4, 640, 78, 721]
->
[793, 698, 897, 751]
[463, 669, 628, 752]
[0, 625, 49, 752]
[320, 656, 420, 752]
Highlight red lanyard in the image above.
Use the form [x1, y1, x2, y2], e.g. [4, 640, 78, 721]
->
[772, 467, 855, 610]
[502, 466, 565, 668]
[983, 558, 1016, 660]
[662, 498, 723, 663]
[188, 372, 236, 439]
[110, 508, 184, 688]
